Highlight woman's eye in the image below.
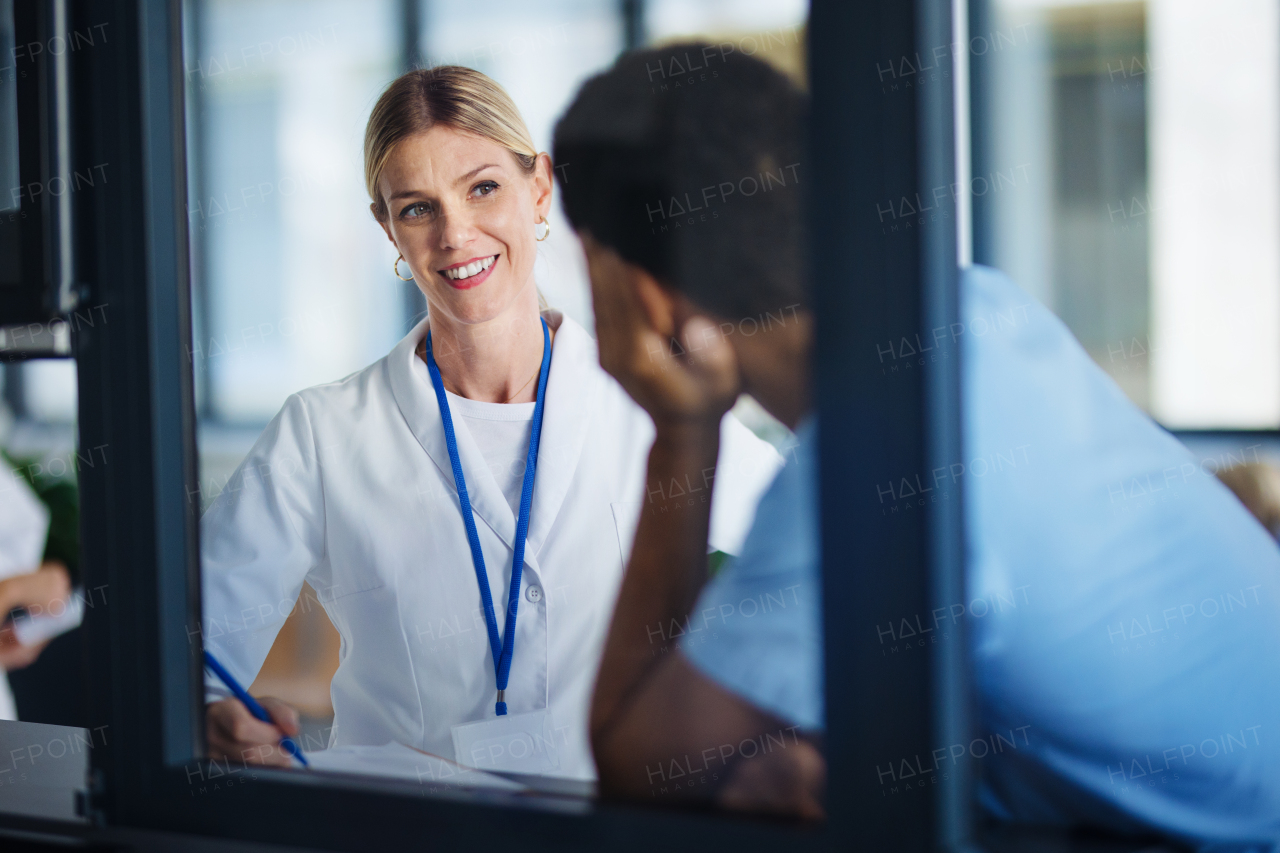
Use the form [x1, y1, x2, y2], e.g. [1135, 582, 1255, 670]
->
[401, 202, 431, 219]
[472, 181, 499, 198]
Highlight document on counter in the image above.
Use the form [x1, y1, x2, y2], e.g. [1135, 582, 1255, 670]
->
[305, 741, 528, 792]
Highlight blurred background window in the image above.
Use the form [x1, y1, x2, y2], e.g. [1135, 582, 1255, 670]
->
[185, 0, 807, 745]
[978, 0, 1280, 429]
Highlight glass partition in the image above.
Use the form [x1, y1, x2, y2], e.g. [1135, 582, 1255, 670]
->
[187, 0, 820, 816]
[0, 0, 1261, 848]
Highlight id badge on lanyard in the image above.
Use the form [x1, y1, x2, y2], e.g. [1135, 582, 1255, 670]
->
[425, 317, 553, 732]
[451, 708, 562, 774]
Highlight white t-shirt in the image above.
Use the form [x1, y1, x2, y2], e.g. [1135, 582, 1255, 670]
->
[444, 390, 535, 517]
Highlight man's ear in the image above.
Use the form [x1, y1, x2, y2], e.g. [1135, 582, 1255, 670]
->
[631, 268, 678, 340]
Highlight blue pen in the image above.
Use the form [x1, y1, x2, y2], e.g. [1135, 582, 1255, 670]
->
[203, 650, 309, 767]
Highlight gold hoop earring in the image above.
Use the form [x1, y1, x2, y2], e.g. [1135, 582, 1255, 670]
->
[535, 217, 550, 242]
[394, 254, 414, 281]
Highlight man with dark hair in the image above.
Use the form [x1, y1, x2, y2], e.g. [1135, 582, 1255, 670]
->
[554, 43, 807, 324]
[554, 44, 1280, 843]
[555, 44, 824, 817]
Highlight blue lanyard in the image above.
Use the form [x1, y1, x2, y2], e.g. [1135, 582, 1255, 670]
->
[424, 317, 551, 716]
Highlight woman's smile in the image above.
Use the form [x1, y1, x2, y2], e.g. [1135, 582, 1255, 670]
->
[439, 253, 499, 290]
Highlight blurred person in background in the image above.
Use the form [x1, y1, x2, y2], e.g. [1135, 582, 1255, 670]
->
[556, 45, 1280, 846]
[200, 66, 781, 777]
[0, 469, 71, 720]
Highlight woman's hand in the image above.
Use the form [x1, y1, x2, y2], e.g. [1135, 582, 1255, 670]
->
[584, 236, 741, 432]
[206, 695, 301, 767]
[0, 632, 49, 671]
[0, 561, 71, 671]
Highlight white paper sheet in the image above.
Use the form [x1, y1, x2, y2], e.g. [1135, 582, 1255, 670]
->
[304, 741, 527, 792]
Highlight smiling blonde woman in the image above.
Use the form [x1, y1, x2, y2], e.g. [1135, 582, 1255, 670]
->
[198, 66, 782, 780]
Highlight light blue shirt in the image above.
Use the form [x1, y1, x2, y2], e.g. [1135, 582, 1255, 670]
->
[682, 265, 1280, 849]
[680, 417, 822, 731]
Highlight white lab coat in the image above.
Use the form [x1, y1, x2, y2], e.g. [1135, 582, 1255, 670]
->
[201, 312, 782, 778]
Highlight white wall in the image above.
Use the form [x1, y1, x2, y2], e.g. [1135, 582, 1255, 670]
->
[1148, 0, 1280, 427]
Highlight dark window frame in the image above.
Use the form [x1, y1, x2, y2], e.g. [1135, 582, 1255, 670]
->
[66, 0, 974, 850]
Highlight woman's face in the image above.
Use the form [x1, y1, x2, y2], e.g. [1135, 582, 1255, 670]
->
[377, 124, 552, 328]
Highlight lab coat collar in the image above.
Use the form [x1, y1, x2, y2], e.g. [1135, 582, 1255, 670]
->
[386, 310, 602, 564]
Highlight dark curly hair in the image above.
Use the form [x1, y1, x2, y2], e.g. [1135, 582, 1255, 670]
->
[553, 43, 808, 320]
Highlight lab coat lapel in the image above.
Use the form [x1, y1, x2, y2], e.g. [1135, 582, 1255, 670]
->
[525, 315, 600, 557]
[386, 318, 519, 552]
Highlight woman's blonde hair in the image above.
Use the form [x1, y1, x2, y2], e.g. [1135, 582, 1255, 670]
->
[364, 66, 538, 222]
